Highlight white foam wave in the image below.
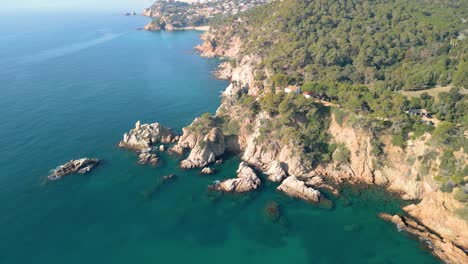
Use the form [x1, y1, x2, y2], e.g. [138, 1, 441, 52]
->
[16, 32, 123, 64]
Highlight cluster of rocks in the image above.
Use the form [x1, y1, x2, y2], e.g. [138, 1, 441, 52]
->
[48, 158, 99, 181]
[211, 162, 261, 193]
[119, 121, 177, 150]
[138, 149, 160, 166]
[119, 121, 178, 167]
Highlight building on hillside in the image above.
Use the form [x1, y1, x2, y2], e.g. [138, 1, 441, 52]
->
[303, 91, 316, 99]
[406, 109, 431, 117]
[285, 85, 301, 94]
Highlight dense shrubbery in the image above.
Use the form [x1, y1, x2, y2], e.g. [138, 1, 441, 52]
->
[214, 0, 467, 90]
[258, 92, 332, 165]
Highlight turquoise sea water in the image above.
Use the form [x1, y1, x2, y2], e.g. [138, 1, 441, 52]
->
[0, 12, 438, 264]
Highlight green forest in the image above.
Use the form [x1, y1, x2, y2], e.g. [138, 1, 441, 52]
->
[213, 0, 467, 90]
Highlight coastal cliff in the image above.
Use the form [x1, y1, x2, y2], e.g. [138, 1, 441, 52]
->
[182, 25, 468, 263]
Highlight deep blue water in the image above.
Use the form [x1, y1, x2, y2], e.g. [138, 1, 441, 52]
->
[0, 12, 438, 264]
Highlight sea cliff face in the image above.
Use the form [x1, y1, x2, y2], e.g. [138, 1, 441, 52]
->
[188, 28, 468, 263]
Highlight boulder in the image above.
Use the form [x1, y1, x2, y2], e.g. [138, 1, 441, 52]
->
[48, 158, 99, 181]
[212, 162, 260, 192]
[265, 160, 287, 182]
[277, 176, 321, 202]
[180, 127, 225, 168]
[201, 167, 215, 174]
[119, 121, 176, 150]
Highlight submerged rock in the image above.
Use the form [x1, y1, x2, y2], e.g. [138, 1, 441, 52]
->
[277, 176, 321, 202]
[264, 201, 281, 222]
[119, 121, 176, 150]
[48, 158, 99, 181]
[141, 174, 176, 198]
[211, 162, 260, 192]
[265, 160, 287, 182]
[162, 174, 176, 182]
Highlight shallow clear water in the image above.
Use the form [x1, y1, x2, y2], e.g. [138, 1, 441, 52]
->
[0, 12, 438, 264]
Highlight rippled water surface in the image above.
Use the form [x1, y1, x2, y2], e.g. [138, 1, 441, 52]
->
[0, 12, 438, 264]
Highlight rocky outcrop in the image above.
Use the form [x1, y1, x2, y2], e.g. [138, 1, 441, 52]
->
[195, 32, 241, 58]
[119, 121, 176, 150]
[212, 162, 261, 192]
[265, 160, 287, 182]
[305, 176, 340, 196]
[242, 112, 312, 176]
[169, 125, 199, 155]
[48, 158, 99, 180]
[277, 176, 321, 202]
[213, 61, 233, 80]
[144, 22, 162, 31]
[180, 127, 225, 169]
[380, 213, 468, 264]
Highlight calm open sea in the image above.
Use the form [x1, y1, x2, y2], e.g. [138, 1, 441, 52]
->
[0, 11, 438, 264]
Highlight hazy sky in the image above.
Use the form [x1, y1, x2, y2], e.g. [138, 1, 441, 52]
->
[2, 0, 155, 11]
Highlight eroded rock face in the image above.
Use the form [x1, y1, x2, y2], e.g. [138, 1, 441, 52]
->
[277, 176, 321, 202]
[180, 127, 225, 169]
[213, 62, 233, 80]
[195, 33, 241, 58]
[265, 160, 287, 182]
[119, 121, 176, 150]
[213, 162, 260, 192]
[48, 158, 99, 180]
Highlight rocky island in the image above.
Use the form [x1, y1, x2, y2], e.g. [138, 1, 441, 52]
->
[119, 120, 178, 166]
[48, 158, 100, 181]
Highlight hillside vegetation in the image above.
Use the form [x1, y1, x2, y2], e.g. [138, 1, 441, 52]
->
[213, 0, 467, 90]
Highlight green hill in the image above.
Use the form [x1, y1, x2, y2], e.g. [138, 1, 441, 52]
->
[213, 0, 467, 90]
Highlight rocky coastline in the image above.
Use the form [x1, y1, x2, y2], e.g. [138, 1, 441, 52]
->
[188, 29, 468, 263]
[117, 22, 467, 263]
